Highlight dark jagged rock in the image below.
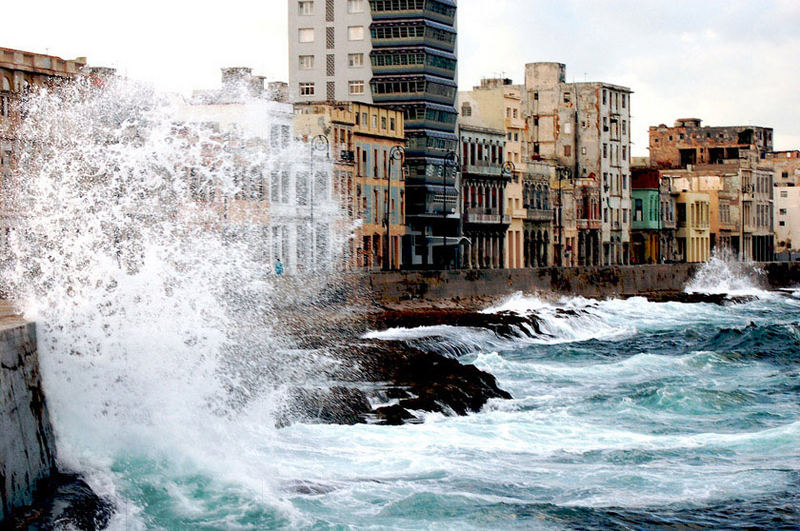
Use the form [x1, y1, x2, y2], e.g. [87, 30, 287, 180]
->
[369, 309, 545, 339]
[640, 292, 756, 305]
[276, 386, 373, 427]
[340, 340, 512, 426]
[8, 472, 113, 530]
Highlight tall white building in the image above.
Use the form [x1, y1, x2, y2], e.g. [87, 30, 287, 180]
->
[288, 0, 373, 103]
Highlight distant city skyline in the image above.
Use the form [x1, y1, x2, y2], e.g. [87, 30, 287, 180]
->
[3, 0, 798, 156]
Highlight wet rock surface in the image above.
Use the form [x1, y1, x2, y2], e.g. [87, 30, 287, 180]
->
[639, 292, 756, 305]
[7, 472, 113, 530]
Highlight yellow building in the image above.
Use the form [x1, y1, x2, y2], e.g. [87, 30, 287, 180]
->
[676, 191, 711, 263]
[352, 103, 406, 270]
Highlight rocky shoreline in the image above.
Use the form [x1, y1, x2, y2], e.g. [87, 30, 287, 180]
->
[276, 289, 760, 428]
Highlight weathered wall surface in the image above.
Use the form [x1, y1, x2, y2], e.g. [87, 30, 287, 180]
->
[368, 262, 800, 305]
[0, 322, 56, 522]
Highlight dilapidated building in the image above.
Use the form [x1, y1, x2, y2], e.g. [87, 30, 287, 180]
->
[523, 62, 631, 266]
[648, 118, 774, 262]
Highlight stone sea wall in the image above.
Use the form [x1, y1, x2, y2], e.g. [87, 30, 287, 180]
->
[0, 322, 56, 522]
[367, 262, 800, 305]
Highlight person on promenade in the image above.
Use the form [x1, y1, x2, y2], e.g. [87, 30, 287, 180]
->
[275, 258, 284, 276]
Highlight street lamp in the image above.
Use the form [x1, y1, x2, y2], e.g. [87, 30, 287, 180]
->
[385, 145, 404, 271]
[309, 134, 329, 272]
[443, 151, 460, 269]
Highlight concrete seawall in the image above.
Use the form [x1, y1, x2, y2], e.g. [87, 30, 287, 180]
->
[368, 262, 800, 305]
[0, 321, 56, 522]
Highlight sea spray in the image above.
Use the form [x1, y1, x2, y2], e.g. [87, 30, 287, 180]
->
[1, 76, 352, 526]
[684, 248, 766, 296]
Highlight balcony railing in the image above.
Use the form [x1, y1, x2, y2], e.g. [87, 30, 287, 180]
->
[464, 207, 511, 225]
[526, 208, 553, 221]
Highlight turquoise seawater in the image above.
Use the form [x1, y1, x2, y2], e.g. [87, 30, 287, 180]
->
[81, 292, 800, 529]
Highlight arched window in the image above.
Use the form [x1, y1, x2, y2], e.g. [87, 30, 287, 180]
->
[1, 76, 10, 91]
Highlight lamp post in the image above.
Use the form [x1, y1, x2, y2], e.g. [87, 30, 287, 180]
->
[309, 134, 329, 272]
[443, 151, 460, 269]
[385, 145, 404, 271]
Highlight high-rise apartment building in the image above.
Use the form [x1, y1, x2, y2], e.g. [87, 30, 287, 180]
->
[524, 62, 632, 266]
[288, 0, 460, 268]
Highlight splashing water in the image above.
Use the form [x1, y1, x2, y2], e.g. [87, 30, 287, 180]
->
[1, 77, 352, 526]
[684, 248, 767, 296]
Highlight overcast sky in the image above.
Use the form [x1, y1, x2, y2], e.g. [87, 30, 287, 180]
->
[4, 0, 798, 156]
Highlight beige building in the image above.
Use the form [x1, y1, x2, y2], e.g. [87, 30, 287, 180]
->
[458, 77, 551, 268]
[523, 62, 632, 266]
[0, 47, 86, 238]
[457, 78, 529, 269]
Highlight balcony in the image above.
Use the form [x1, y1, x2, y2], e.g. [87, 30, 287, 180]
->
[369, 1, 456, 26]
[464, 207, 511, 225]
[370, 21, 457, 53]
[370, 48, 456, 80]
[527, 208, 553, 222]
[576, 218, 601, 230]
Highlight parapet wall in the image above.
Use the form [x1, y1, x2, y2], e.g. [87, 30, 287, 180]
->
[368, 262, 800, 305]
[0, 322, 56, 522]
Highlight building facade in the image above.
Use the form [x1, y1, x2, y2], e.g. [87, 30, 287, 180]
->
[775, 186, 800, 254]
[0, 47, 87, 249]
[675, 191, 711, 263]
[458, 77, 540, 269]
[458, 123, 509, 269]
[288, 0, 461, 268]
[523, 62, 632, 266]
[649, 119, 774, 262]
[352, 102, 406, 269]
[180, 68, 338, 275]
[288, 0, 374, 103]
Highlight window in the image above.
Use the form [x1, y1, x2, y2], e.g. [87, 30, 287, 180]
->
[381, 116, 387, 129]
[390, 117, 396, 131]
[372, 114, 377, 128]
[348, 26, 364, 40]
[603, 89, 607, 105]
[298, 1, 313, 15]
[513, 108, 518, 119]
[781, 190, 788, 198]
[299, 82, 315, 96]
[780, 221, 786, 227]
[514, 133, 519, 141]
[348, 53, 364, 67]
[461, 103, 472, 117]
[563, 92, 571, 103]
[603, 144, 608, 158]
[349, 80, 365, 95]
[564, 145, 572, 157]
[299, 28, 314, 42]
[299, 55, 314, 70]
[780, 208, 787, 215]
[347, 0, 364, 13]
